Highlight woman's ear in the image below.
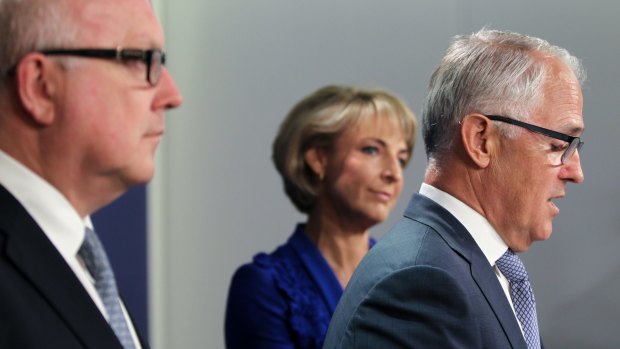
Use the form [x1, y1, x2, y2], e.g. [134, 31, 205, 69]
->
[304, 146, 327, 180]
[15, 52, 60, 126]
[460, 113, 497, 168]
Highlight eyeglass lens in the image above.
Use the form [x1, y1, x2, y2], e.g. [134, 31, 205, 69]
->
[561, 137, 583, 165]
[148, 51, 163, 85]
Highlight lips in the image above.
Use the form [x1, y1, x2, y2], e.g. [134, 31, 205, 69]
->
[548, 200, 558, 209]
[548, 194, 564, 215]
[370, 189, 392, 203]
[146, 129, 165, 138]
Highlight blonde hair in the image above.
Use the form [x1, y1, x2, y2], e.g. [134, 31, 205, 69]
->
[273, 85, 417, 213]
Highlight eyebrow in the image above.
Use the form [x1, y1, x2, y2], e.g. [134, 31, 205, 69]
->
[559, 124, 584, 136]
[557, 115, 585, 134]
[361, 137, 385, 144]
[365, 137, 409, 152]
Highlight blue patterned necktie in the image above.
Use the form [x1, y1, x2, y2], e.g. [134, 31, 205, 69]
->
[496, 249, 541, 349]
[79, 227, 136, 349]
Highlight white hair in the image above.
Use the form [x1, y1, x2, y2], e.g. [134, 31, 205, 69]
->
[0, 0, 79, 84]
[421, 28, 586, 161]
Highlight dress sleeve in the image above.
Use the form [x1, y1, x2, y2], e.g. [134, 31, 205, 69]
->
[224, 258, 296, 349]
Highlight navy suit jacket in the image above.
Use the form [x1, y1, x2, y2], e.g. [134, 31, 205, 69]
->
[0, 185, 148, 349]
[323, 194, 530, 349]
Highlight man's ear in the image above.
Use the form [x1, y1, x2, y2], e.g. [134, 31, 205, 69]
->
[304, 146, 327, 180]
[460, 113, 496, 168]
[15, 53, 60, 126]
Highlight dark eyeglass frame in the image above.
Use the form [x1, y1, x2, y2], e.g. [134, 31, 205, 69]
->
[485, 114, 583, 165]
[39, 47, 166, 86]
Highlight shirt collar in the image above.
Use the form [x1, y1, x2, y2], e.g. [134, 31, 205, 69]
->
[0, 150, 88, 262]
[419, 183, 508, 265]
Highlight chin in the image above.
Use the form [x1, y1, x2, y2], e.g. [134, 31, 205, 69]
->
[532, 225, 554, 243]
[122, 165, 155, 187]
[366, 212, 389, 226]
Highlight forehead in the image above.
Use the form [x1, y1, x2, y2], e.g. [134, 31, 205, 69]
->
[339, 113, 405, 143]
[72, 0, 164, 47]
[533, 58, 584, 134]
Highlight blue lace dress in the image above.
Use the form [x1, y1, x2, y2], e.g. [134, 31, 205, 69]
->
[225, 224, 374, 349]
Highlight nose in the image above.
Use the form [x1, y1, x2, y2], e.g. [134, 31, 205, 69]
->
[560, 150, 584, 184]
[381, 155, 403, 184]
[155, 67, 183, 110]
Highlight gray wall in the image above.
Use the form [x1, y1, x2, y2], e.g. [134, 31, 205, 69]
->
[150, 1, 620, 348]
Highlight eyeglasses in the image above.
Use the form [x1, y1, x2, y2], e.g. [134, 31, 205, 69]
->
[485, 114, 583, 165]
[39, 47, 166, 86]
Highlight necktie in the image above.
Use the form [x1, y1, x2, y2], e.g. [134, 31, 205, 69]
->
[79, 227, 136, 349]
[496, 249, 541, 349]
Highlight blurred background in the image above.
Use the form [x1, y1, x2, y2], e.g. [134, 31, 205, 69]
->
[100, 0, 620, 348]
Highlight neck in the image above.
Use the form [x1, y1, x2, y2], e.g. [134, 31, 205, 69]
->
[305, 207, 371, 288]
[0, 107, 128, 218]
[0, 142, 125, 218]
[426, 153, 530, 252]
[425, 154, 485, 217]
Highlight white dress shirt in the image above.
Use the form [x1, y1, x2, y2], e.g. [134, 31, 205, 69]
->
[419, 183, 522, 331]
[0, 150, 142, 348]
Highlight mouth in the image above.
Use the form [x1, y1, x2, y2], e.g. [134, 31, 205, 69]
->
[146, 129, 165, 138]
[369, 189, 392, 203]
[144, 129, 165, 149]
[548, 194, 564, 214]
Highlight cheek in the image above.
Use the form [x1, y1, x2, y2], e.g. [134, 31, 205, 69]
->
[77, 106, 144, 164]
[88, 93, 148, 140]
[340, 157, 374, 187]
[85, 106, 128, 144]
[327, 158, 369, 198]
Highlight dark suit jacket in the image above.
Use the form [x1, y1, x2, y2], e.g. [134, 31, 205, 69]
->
[323, 194, 530, 349]
[0, 185, 149, 349]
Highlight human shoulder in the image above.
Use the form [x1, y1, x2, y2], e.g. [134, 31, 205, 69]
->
[361, 215, 449, 270]
[229, 229, 306, 292]
[325, 263, 478, 348]
[337, 215, 468, 315]
[226, 243, 298, 324]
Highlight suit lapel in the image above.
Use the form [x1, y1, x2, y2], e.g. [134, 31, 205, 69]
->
[123, 296, 151, 349]
[406, 194, 527, 349]
[0, 185, 123, 348]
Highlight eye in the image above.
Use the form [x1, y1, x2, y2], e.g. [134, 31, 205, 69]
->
[550, 142, 569, 152]
[123, 58, 145, 71]
[361, 146, 379, 155]
[398, 157, 407, 168]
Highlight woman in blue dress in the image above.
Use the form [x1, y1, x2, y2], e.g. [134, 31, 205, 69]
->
[225, 85, 418, 349]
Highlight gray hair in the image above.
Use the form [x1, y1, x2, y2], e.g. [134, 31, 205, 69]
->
[273, 85, 417, 214]
[421, 28, 585, 161]
[0, 0, 78, 87]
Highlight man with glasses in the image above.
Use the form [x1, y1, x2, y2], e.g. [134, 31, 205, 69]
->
[324, 29, 584, 349]
[0, 0, 182, 348]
